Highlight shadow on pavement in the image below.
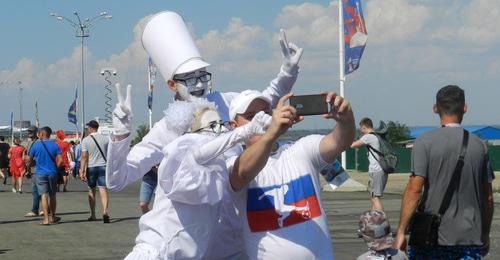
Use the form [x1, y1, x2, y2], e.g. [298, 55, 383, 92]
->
[111, 216, 140, 223]
[0, 249, 12, 254]
[0, 219, 40, 225]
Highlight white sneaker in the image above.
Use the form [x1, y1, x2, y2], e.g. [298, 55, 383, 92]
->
[12, 188, 17, 193]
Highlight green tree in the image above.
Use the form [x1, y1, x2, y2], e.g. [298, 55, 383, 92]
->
[131, 123, 150, 146]
[383, 121, 410, 146]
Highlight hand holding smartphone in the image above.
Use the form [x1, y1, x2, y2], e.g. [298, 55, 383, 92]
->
[289, 94, 329, 116]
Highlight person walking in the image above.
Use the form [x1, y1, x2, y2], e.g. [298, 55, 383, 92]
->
[351, 117, 386, 211]
[55, 130, 73, 192]
[8, 137, 26, 193]
[0, 136, 10, 185]
[394, 85, 494, 259]
[79, 120, 110, 223]
[138, 167, 157, 214]
[24, 126, 41, 217]
[27, 126, 62, 225]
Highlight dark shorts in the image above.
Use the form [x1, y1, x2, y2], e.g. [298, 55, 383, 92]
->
[408, 245, 481, 259]
[86, 166, 106, 189]
[368, 170, 388, 197]
[36, 174, 58, 196]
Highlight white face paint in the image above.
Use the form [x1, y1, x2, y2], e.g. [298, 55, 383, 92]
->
[194, 109, 229, 135]
[173, 69, 211, 101]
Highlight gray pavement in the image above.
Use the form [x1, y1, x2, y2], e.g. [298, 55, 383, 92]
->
[0, 176, 498, 259]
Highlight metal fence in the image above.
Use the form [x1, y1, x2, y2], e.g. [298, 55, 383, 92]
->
[347, 145, 500, 172]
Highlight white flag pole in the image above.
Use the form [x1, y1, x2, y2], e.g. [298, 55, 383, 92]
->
[339, 0, 347, 169]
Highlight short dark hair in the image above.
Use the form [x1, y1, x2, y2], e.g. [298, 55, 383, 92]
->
[0, 136, 4, 141]
[436, 85, 465, 117]
[40, 126, 52, 137]
[359, 117, 373, 128]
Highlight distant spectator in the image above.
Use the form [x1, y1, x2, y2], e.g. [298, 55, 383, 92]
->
[55, 130, 73, 192]
[73, 140, 82, 179]
[0, 135, 10, 185]
[8, 137, 26, 193]
[80, 120, 110, 223]
[27, 126, 63, 225]
[351, 117, 386, 211]
[24, 126, 41, 218]
[357, 210, 406, 260]
[139, 167, 157, 214]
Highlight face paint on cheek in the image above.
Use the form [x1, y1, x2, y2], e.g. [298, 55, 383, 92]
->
[175, 82, 194, 101]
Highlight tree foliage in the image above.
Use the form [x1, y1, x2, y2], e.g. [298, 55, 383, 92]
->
[382, 120, 411, 146]
[131, 123, 150, 146]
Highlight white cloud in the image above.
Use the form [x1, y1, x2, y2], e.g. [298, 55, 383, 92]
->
[274, 2, 338, 48]
[430, 0, 500, 46]
[196, 18, 265, 62]
[364, 0, 430, 45]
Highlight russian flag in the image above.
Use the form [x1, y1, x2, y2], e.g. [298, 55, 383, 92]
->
[343, 0, 367, 74]
[246, 175, 322, 232]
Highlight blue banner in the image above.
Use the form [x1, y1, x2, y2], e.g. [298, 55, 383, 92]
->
[343, 0, 367, 74]
[68, 87, 78, 124]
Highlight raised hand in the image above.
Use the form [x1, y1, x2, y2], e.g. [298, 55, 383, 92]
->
[280, 29, 304, 74]
[113, 83, 133, 137]
[322, 92, 354, 123]
[266, 93, 303, 139]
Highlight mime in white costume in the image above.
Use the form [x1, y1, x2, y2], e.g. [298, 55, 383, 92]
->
[105, 11, 303, 259]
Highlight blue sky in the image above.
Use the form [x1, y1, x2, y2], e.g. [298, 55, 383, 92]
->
[1, 0, 499, 132]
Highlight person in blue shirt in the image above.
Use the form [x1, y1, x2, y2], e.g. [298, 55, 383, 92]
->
[27, 126, 63, 225]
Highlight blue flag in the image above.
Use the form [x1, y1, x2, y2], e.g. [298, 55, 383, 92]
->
[68, 87, 78, 124]
[148, 58, 157, 110]
[343, 0, 367, 74]
[10, 111, 13, 130]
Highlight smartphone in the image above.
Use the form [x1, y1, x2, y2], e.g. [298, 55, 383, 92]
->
[289, 94, 329, 116]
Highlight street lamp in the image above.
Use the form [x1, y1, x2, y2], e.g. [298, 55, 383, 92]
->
[100, 68, 117, 124]
[0, 81, 23, 140]
[50, 11, 112, 136]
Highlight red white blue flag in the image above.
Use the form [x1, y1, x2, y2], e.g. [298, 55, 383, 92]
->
[246, 175, 321, 232]
[148, 58, 157, 110]
[68, 87, 78, 125]
[343, 0, 367, 74]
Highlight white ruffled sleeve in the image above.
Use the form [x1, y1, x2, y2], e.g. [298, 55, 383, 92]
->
[159, 134, 228, 205]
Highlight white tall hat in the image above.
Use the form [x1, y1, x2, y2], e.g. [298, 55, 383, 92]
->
[142, 11, 210, 80]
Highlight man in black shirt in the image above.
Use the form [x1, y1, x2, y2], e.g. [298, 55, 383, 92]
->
[0, 136, 10, 185]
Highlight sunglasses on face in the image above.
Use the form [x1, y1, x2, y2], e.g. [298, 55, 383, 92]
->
[173, 72, 212, 87]
[193, 120, 231, 134]
[239, 109, 272, 121]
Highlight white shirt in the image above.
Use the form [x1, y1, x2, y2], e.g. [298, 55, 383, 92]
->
[229, 135, 334, 260]
[107, 67, 298, 259]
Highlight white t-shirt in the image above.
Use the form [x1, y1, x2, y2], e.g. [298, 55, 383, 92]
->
[229, 135, 334, 260]
[360, 134, 382, 173]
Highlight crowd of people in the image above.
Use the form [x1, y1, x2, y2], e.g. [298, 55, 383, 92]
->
[1, 9, 495, 260]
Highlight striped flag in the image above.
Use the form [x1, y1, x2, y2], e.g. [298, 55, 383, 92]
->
[343, 0, 367, 74]
[68, 86, 78, 125]
[35, 101, 40, 127]
[148, 58, 157, 110]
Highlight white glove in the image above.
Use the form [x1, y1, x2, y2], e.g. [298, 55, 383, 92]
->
[112, 83, 133, 136]
[280, 29, 303, 75]
[192, 111, 271, 164]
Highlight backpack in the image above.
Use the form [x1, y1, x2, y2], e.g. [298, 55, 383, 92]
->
[367, 133, 398, 174]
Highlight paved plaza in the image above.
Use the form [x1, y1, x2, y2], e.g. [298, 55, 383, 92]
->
[0, 173, 498, 259]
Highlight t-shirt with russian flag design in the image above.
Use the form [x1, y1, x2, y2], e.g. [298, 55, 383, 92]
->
[229, 135, 334, 260]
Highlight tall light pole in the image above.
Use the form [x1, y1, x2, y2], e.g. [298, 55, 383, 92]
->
[0, 81, 23, 139]
[50, 11, 112, 136]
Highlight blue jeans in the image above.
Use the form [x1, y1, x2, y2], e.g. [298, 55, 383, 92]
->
[139, 170, 157, 204]
[31, 175, 40, 213]
[408, 245, 482, 259]
[86, 166, 106, 188]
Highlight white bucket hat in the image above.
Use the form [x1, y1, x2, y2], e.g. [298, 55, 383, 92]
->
[142, 11, 210, 80]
